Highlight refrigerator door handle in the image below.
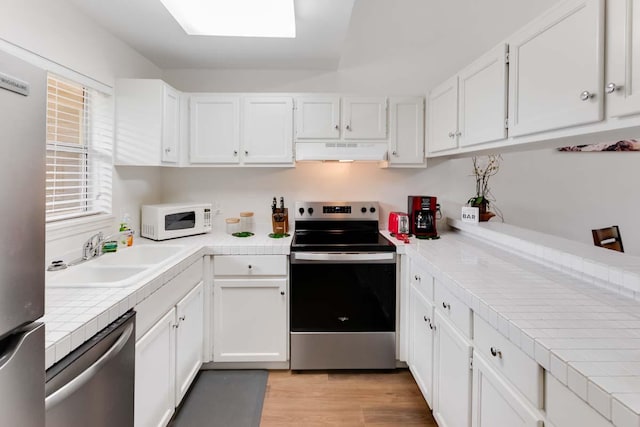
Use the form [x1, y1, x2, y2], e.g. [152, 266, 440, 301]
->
[0, 332, 29, 371]
[45, 323, 133, 411]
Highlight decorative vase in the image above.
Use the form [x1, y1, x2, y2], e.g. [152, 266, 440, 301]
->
[472, 199, 495, 222]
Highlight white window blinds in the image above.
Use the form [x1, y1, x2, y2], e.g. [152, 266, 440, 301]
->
[46, 74, 113, 222]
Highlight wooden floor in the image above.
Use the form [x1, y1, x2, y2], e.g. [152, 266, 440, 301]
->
[260, 369, 437, 427]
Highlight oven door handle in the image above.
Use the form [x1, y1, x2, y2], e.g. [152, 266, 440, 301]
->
[292, 252, 396, 263]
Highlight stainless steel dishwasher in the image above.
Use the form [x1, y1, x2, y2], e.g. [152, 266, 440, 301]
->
[45, 310, 135, 427]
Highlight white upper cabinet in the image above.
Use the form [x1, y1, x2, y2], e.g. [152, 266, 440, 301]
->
[508, 0, 605, 137]
[115, 79, 182, 166]
[190, 95, 241, 164]
[242, 97, 294, 165]
[161, 85, 180, 163]
[342, 97, 388, 139]
[388, 96, 425, 165]
[605, 0, 640, 118]
[295, 96, 387, 141]
[458, 44, 509, 148]
[295, 96, 341, 139]
[428, 76, 459, 153]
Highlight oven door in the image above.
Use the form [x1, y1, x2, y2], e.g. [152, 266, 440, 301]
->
[290, 252, 396, 333]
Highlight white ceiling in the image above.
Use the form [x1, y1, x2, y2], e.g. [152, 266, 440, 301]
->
[67, 0, 355, 70]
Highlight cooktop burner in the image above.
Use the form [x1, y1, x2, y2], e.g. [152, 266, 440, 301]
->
[291, 201, 396, 252]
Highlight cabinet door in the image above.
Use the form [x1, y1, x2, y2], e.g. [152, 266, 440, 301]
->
[161, 85, 180, 163]
[458, 44, 508, 147]
[409, 283, 435, 408]
[508, 0, 604, 137]
[342, 97, 388, 139]
[242, 97, 293, 164]
[175, 282, 204, 405]
[213, 278, 287, 362]
[294, 96, 341, 139]
[433, 310, 472, 427]
[135, 308, 176, 427]
[428, 76, 459, 153]
[472, 352, 543, 427]
[388, 97, 425, 165]
[606, 0, 640, 118]
[189, 95, 240, 164]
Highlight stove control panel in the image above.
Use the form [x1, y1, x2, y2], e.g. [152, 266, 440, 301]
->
[294, 201, 380, 221]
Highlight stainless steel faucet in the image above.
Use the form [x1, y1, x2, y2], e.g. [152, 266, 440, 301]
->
[81, 232, 104, 260]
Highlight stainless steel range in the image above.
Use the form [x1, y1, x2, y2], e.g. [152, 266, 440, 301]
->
[290, 201, 397, 370]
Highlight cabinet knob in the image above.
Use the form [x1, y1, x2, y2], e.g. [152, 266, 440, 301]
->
[414, 274, 420, 281]
[423, 315, 430, 323]
[448, 132, 455, 138]
[334, 124, 339, 130]
[164, 147, 171, 153]
[442, 302, 451, 310]
[245, 150, 249, 156]
[580, 90, 594, 101]
[606, 83, 620, 94]
[233, 150, 238, 156]
[248, 264, 252, 269]
[280, 291, 285, 296]
[429, 322, 436, 331]
[179, 315, 186, 321]
[392, 150, 398, 156]
[490, 347, 502, 358]
[173, 324, 179, 329]
[455, 131, 462, 136]
[346, 125, 351, 131]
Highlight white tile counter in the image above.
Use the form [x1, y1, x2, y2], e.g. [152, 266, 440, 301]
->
[399, 221, 640, 427]
[42, 230, 292, 369]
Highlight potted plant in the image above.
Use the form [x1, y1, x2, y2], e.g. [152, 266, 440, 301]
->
[468, 155, 501, 222]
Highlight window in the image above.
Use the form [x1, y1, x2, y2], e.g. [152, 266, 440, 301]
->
[46, 74, 112, 222]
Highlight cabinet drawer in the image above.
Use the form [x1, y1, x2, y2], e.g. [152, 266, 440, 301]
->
[410, 260, 433, 303]
[213, 255, 287, 276]
[474, 314, 543, 409]
[434, 280, 472, 338]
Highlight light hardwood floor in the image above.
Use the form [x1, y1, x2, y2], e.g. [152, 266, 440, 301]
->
[260, 369, 437, 426]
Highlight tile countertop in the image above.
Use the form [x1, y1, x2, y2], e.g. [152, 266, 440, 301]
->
[42, 230, 292, 370]
[394, 221, 640, 427]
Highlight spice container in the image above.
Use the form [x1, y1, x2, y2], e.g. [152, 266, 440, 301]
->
[225, 218, 240, 235]
[239, 212, 255, 233]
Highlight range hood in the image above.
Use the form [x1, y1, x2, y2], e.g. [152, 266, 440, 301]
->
[295, 142, 388, 162]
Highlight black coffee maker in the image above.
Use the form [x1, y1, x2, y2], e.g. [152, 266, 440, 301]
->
[408, 196, 439, 238]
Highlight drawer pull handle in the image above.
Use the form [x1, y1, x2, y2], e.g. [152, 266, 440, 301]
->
[490, 347, 502, 358]
[442, 302, 451, 310]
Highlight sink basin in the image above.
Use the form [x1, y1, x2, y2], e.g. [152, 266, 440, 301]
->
[46, 265, 148, 288]
[93, 244, 185, 266]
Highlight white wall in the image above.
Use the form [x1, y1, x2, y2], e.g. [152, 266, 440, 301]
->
[0, 0, 164, 262]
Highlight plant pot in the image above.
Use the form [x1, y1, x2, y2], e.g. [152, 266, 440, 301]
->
[472, 199, 495, 222]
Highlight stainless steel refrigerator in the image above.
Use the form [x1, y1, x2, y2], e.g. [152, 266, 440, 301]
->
[0, 49, 47, 427]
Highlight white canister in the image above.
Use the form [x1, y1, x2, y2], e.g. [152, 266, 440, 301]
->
[239, 212, 255, 233]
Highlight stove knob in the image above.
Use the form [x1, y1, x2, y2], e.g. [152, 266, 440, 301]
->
[370, 207, 376, 213]
[298, 207, 305, 215]
[308, 207, 314, 215]
[361, 207, 367, 213]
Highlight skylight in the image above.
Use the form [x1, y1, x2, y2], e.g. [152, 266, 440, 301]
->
[160, 0, 296, 38]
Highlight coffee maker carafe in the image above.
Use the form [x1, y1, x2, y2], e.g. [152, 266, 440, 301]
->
[408, 196, 439, 238]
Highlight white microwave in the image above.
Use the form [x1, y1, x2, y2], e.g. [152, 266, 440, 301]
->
[141, 203, 212, 240]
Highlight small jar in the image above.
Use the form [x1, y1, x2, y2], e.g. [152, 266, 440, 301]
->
[239, 212, 254, 233]
[225, 218, 240, 235]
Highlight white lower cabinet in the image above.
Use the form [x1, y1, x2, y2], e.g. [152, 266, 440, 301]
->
[212, 255, 288, 363]
[471, 352, 543, 427]
[408, 282, 435, 407]
[433, 310, 473, 427]
[135, 281, 204, 427]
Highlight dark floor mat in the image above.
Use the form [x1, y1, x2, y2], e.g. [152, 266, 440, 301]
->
[170, 370, 268, 427]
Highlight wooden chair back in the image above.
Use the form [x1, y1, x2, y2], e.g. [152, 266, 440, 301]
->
[592, 226, 624, 253]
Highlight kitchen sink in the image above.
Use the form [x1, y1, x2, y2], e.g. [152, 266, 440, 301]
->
[46, 265, 148, 288]
[92, 244, 185, 266]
